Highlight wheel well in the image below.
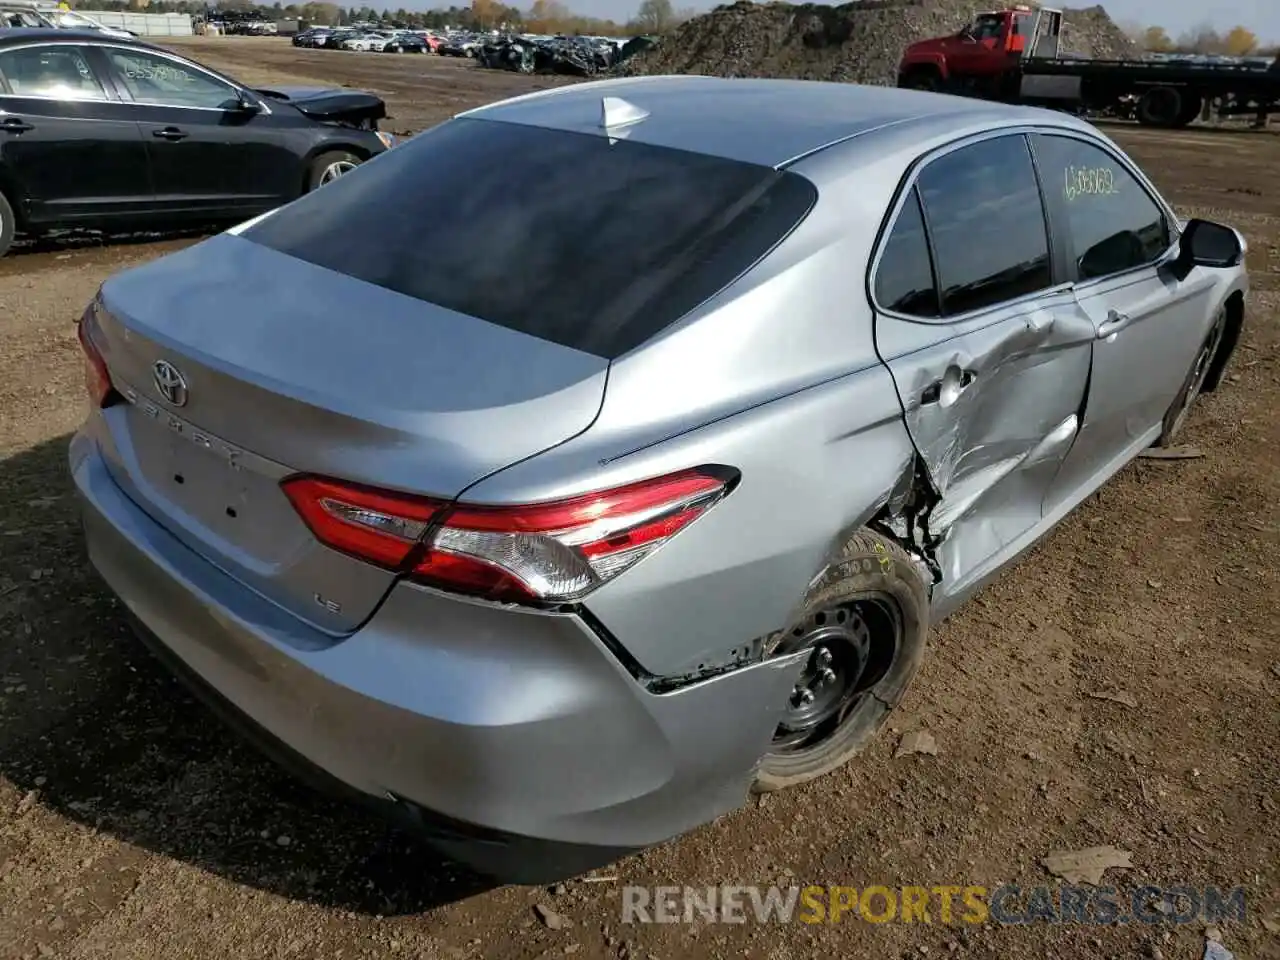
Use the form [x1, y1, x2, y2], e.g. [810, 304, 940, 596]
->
[899, 63, 943, 85]
[1201, 291, 1245, 393]
[0, 176, 25, 231]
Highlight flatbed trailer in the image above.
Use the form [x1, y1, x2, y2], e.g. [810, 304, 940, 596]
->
[898, 6, 1280, 128]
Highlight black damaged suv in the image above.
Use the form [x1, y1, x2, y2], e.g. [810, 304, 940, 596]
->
[0, 30, 395, 256]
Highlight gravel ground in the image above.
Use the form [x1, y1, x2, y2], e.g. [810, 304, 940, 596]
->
[0, 37, 1277, 960]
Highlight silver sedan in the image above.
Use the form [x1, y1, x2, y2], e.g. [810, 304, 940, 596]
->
[69, 76, 1248, 883]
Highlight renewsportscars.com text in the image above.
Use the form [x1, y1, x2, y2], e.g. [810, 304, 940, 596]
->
[621, 884, 1247, 926]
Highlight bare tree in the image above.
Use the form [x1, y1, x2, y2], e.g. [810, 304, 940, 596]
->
[1175, 23, 1226, 54]
[633, 0, 674, 33]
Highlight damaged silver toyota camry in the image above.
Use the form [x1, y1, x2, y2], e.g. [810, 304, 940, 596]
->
[70, 77, 1248, 883]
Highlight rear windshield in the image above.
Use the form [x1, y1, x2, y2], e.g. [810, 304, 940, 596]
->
[243, 117, 817, 359]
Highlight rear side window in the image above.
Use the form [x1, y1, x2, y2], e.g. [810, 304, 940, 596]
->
[244, 118, 817, 360]
[1030, 134, 1171, 281]
[874, 187, 940, 317]
[0, 46, 107, 99]
[916, 135, 1053, 316]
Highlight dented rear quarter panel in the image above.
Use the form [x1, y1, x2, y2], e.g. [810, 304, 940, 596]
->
[461, 167, 922, 678]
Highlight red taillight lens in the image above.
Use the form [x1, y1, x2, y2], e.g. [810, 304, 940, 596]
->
[282, 468, 736, 604]
[281, 476, 443, 569]
[77, 308, 115, 409]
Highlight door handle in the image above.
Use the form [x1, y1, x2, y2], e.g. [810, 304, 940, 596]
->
[151, 127, 189, 141]
[0, 118, 34, 133]
[920, 367, 976, 406]
[1096, 309, 1133, 339]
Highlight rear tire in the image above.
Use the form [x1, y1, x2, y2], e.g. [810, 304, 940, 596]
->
[0, 190, 13, 258]
[1136, 86, 1185, 128]
[1154, 305, 1227, 447]
[306, 150, 361, 191]
[752, 531, 930, 793]
[1176, 92, 1204, 127]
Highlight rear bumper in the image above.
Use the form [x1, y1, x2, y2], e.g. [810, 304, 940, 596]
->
[70, 433, 805, 883]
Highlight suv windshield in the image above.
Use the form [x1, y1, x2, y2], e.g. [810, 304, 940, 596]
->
[2, 9, 50, 26]
[244, 117, 817, 359]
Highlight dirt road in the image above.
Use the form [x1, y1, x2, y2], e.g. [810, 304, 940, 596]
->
[0, 38, 1277, 960]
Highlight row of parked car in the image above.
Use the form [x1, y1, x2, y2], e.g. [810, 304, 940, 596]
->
[292, 26, 486, 55]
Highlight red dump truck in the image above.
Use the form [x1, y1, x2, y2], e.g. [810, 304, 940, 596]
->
[897, 5, 1280, 128]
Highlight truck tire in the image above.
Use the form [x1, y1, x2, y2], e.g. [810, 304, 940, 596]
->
[752, 530, 930, 793]
[1136, 86, 1185, 128]
[900, 68, 942, 92]
[1176, 92, 1204, 127]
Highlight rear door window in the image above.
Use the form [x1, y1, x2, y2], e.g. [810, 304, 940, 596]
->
[243, 117, 818, 360]
[874, 187, 940, 318]
[915, 134, 1053, 316]
[0, 46, 108, 99]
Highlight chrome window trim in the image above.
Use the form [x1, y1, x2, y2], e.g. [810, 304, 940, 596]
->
[868, 122, 1179, 325]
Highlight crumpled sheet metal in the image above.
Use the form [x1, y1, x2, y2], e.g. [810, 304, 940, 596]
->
[899, 305, 1072, 499]
[478, 36, 623, 76]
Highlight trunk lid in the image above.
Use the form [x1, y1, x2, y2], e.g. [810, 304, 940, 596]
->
[92, 233, 608, 633]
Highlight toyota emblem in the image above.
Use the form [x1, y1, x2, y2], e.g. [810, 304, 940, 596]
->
[153, 360, 189, 407]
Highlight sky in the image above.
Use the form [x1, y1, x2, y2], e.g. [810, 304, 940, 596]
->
[1097, 0, 1277, 42]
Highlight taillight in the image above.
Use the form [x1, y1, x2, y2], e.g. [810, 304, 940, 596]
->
[281, 476, 442, 569]
[282, 467, 736, 605]
[77, 306, 116, 409]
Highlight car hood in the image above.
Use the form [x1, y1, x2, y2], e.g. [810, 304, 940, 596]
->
[253, 85, 387, 124]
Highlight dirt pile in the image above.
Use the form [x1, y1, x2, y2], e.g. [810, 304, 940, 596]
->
[618, 1, 1137, 85]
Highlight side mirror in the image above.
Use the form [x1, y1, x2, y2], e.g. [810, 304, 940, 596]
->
[1168, 218, 1244, 281]
[231, 93, 262, 113]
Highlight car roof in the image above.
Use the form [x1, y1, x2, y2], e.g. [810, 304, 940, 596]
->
[460, 75, 1095, 169]
[0, 28, 153, 49]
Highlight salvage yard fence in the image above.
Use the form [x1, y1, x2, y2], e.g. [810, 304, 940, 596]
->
[77, 10, 194, 36]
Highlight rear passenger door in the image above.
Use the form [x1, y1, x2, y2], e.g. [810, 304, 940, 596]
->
[872, 133, 1096, 597]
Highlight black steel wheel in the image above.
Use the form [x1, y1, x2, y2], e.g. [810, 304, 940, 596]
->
[768, 599, 899, 751]
[754, 530, 929, 792]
